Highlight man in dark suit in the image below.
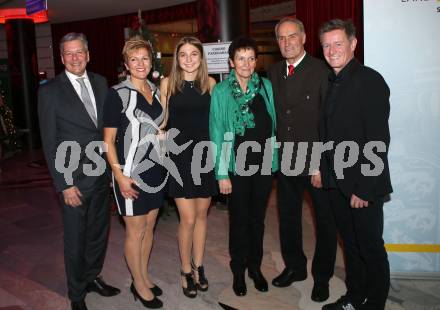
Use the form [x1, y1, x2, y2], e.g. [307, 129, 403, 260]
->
[313, 19, 392, 310]
[267, 17, 337, 302]
[38, 33, 120, 310]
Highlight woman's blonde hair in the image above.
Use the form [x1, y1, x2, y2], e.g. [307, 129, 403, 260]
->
[167, 36, 210, 97]
[122, 35, 153, 64]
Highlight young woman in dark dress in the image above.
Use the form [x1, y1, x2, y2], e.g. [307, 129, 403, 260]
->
[160, 36, 217, 298]
[103, 37, 165, 309]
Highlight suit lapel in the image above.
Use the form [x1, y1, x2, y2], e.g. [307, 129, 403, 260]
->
[59, 72, 97, 129]
[280, 61, 287, 80]
[278, 62, 290, 108]
[88, 73, 103, 129]
[59, 72, 82, 104]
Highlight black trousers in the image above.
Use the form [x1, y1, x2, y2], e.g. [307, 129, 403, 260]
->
[228, 173, 273, 274]
[277, 173, 337, 285]
[329, 189, 390, 310]
[61, 177, 110, 301]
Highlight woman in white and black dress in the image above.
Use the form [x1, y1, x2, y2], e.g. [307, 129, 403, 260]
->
[103, 37, 165, 309]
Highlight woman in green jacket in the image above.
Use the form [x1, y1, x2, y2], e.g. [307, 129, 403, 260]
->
[209, 36, 278, 297]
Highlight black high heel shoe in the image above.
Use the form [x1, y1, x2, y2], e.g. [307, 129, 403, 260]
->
[191, 260, 209, 292]
[149, 285, 162, 297]
[130, 283, 163, 309]
[181, 270, 197, 298]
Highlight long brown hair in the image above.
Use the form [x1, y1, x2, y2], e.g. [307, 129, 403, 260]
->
[167, 36, 210, 97]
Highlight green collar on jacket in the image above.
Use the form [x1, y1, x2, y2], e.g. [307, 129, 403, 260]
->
[209, 75, 279, 180]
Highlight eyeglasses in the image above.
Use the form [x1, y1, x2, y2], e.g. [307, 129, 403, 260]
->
[63, 50, 87, 58]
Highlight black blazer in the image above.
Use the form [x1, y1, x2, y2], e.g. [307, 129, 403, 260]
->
[319, 58, 393, 201]
[38, 71, 109, 192]
[268, 54, 329, 176]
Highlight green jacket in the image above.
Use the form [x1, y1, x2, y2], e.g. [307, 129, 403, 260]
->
[209, 75, 279, 180]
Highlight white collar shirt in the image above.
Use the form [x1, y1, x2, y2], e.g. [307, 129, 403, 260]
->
[285, 51, 307, 76]
[65, 70, 97, 116]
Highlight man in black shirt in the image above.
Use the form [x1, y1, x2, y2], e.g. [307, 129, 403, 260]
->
[313, 19, 392, 310]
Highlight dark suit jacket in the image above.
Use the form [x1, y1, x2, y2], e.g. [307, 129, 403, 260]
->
[268, 54, 330, 176]
[319, 58, 393, 201]
[38, 71, 109, 193]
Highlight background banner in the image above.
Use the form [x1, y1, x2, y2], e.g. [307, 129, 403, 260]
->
[364, 0, 440, 275]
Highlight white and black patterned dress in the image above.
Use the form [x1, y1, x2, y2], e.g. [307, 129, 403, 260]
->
[104, 78, 165, 216]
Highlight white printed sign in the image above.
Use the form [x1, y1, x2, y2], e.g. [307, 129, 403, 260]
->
[203, 42, 231, 74]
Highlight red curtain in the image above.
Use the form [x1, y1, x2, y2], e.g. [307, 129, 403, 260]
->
[51, 2, 197, 85]
[197, 0, 220, 42]
[141, 2, 196, 25]
[296, 0, 363, 62]
[249, 0, 287, 8]
[52, 15, 129, 86]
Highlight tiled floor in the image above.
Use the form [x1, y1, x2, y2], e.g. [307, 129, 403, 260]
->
[0, 150, 439, 310]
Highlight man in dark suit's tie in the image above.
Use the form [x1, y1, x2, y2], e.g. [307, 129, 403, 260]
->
[38, 32, 120, 310]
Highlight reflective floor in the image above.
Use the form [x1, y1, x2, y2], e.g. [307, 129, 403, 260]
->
[0, 150, 439, 310]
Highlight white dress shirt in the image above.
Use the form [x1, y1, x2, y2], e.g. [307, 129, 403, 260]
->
[65, 70, 98, 116]
[286, 51, 307, 76]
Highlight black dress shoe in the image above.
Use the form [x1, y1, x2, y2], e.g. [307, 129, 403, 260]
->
[71, 300, 88, 310]
[311, 283, 329, 302]
[232, 273, 247, 296]
[322, 295, 359, 310]
[150, 284, 163, 296]
[86, 276, 121, 297]
[248, 269, 268, 292]
[272, 267, 307, 287]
